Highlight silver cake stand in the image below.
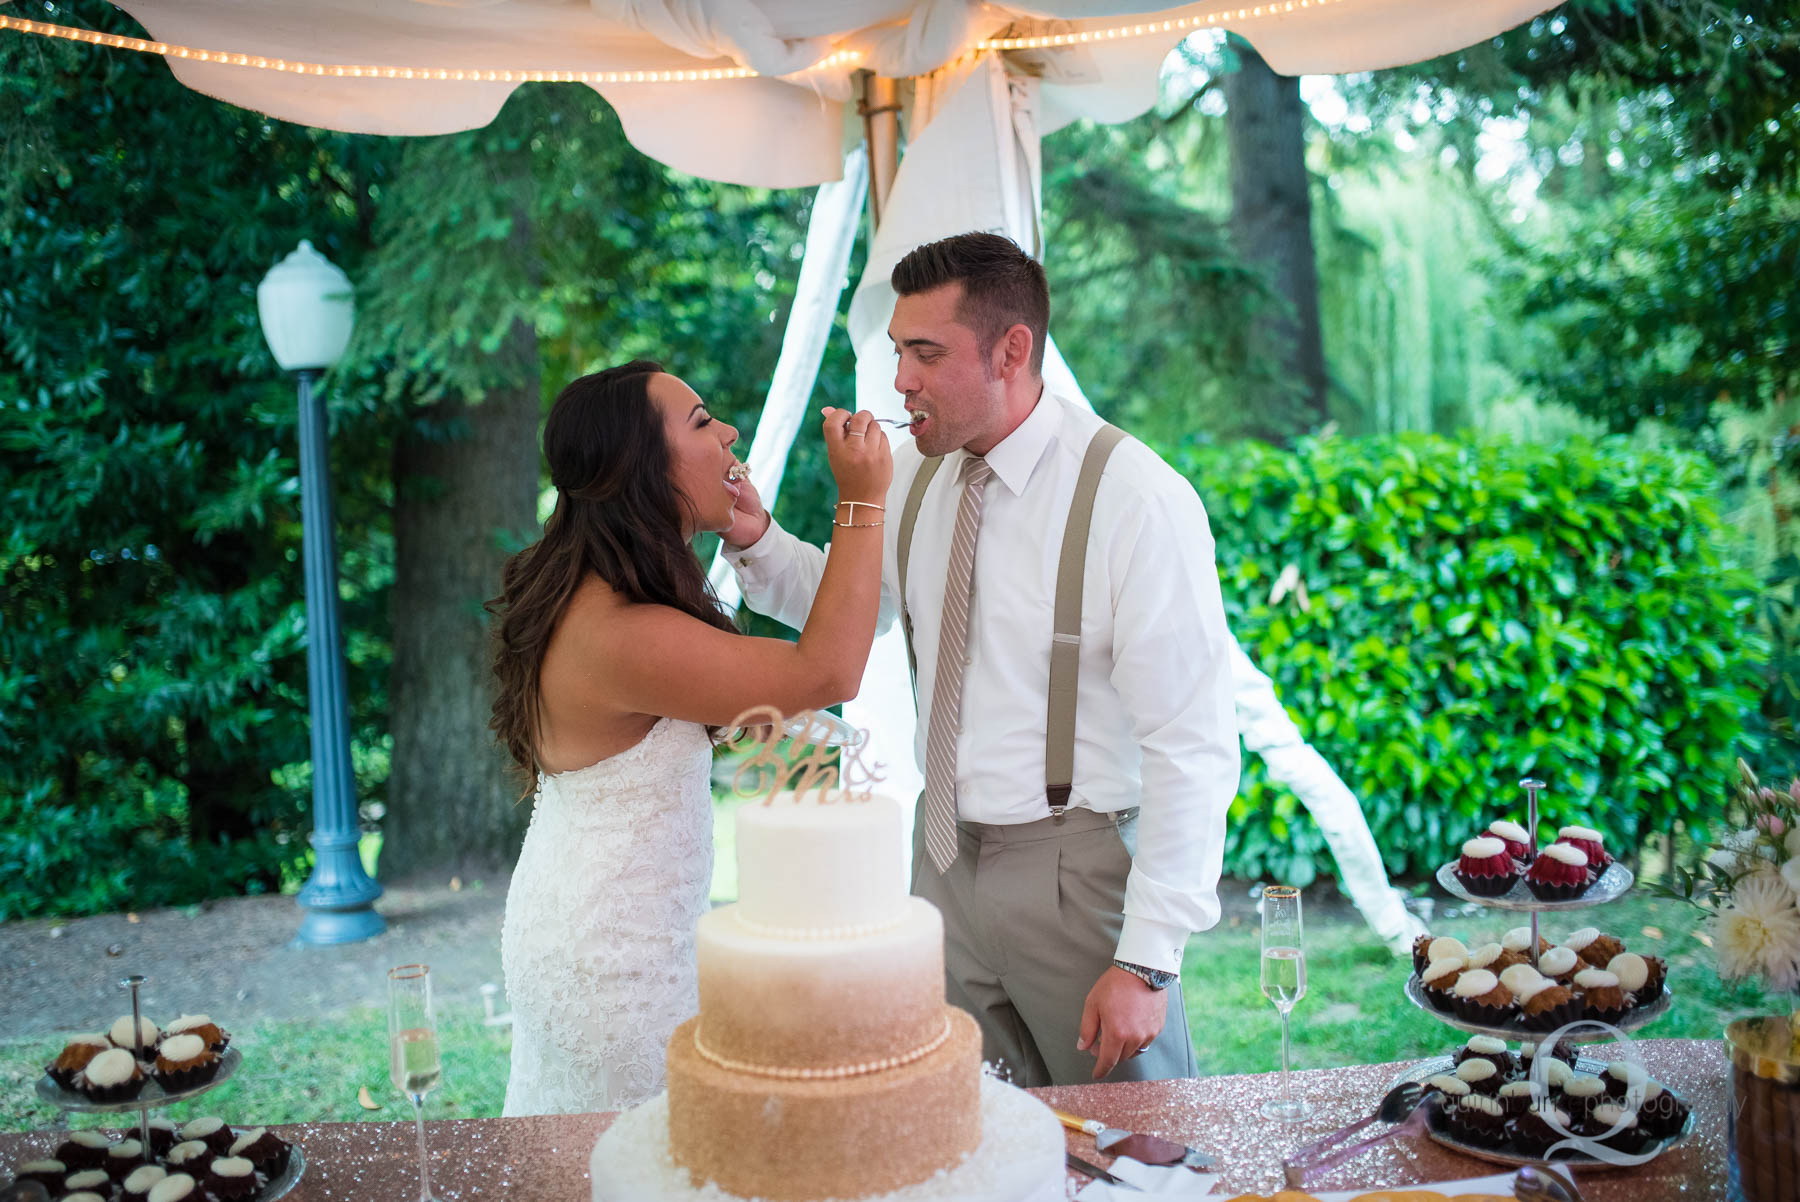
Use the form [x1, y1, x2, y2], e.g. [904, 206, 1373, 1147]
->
[30, 975, 305, 1201]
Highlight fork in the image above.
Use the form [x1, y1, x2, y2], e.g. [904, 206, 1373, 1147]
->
[1282, 1092, 1437, 1190]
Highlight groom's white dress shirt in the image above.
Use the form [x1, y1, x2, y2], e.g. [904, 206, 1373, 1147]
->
[725, 393, 1239, 975]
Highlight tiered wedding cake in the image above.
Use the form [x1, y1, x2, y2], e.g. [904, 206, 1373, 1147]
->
[590, 789, 1064, 1202]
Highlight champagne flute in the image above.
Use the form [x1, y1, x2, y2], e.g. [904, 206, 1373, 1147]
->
[388, 964, 442, 1202]
[1259, 885, 1314, 1121]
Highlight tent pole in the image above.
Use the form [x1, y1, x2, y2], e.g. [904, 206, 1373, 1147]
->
[858, 71, 901, 231]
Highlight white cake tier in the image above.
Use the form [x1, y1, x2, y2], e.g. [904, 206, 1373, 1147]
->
[590, 1073, 1064, 1202]
[696, 897, 946, 1070]
[733, 792, 907, 932]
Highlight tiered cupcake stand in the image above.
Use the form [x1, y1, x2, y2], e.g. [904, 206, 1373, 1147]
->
[1396, 779, 1690, 1168]
[33, 975, 305, 1200]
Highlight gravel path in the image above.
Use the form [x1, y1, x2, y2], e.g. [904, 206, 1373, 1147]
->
[0, 876, 511, 1039]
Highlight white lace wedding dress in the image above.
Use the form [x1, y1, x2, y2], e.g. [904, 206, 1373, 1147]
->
[500, 716, 715, 1116]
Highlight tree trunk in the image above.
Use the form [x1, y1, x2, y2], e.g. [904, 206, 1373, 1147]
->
[381, 318, 541, 880]
[1221, 39, 1329, 440]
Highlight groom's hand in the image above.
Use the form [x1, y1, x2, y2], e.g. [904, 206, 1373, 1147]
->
[722, 470, 771, 550]
[1076, 966, 1167, 1080]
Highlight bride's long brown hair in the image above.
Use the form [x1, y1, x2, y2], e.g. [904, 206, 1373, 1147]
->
[487, 360, 738, 778]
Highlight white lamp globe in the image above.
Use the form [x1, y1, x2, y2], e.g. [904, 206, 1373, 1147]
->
[257, 240, 355, 372]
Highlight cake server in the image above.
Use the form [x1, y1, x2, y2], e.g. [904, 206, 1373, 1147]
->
[1066, 1152, 1145, 1191]
[1053, 1108, 1216, 1171]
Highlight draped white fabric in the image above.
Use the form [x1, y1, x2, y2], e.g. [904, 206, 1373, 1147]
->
[104, 0, 1559, 187]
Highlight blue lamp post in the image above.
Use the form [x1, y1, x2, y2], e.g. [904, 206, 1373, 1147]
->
[258, 241, 385, 946]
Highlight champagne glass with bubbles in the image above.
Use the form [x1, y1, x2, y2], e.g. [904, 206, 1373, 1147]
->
[388, 964, 442, 1202]
[1259, 885, 1313, 1121]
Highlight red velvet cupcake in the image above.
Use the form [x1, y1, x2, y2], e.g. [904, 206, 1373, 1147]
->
[1525, 842, 1591, 901]
[1488, 818, 1536, 864]
[1555, 824, 1612, 870]
[1455, 836, 1520, 897]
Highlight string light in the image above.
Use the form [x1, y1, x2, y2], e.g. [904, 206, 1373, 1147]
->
[1, 0, 1344, 82]
[0, 15, 858, 84]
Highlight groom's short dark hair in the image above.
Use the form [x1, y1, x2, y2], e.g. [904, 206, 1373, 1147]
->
[892, 232, 1049, 374]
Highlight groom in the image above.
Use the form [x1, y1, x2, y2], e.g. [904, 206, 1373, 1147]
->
[722, 232, 1238, 1086]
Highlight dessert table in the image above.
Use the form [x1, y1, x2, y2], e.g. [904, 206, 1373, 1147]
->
[0, 1038, 1727, 1199]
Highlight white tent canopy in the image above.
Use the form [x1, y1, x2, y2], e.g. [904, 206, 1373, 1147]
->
[91, 0, 1560, 188]
[21, 0, 1563, 949]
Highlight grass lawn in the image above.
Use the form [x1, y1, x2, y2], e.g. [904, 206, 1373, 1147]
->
[3, 884, 1778, 1134]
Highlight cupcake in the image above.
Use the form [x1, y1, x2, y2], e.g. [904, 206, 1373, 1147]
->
[1422, 1074, 1472, 1105]
[1586, 1102, 1650, 1154]
[1510, 1103, 1576, 1157]
[1561, 1072, 1608, 1120]
[145, 1117, 181, 1156]
[205, 1156, 259, 1201]
[1455, 1056, 1506, 1097]
[46, 1034, 111, 1087]
[1563, 927, 1625, 968]
[1455, 836, 1520, 896]
[153, 1033, 221, 1093]
[180, 1117, 236, 1157]
[1499, 964, 1547, 1000]
[1454, 1035, 1515, 1077]
[1450, 969, 1516, 1027]
[55, 1130, 113, 1170]
[1421, 958, 1466, 1011]
[1411, 933, 1435, 976]
[1524, 843, 1591, 901]
[1488, 818, 1536, 863]
[1502, 925, 1552, 960]
[1466, 943, 1506, 973]
[1426, 936, 1470, 965]
[107, 1138, 151, 1182]
[1517, 977, 1583, 1033]
[147, 1173, 202, 1202]
[63, 1168, 114, 1196]
[75, 1046, 146, 1103]
[1449, 1094, 1508, 1146]
[108, 1015, 161, 1057]
[123, 1164, 170, 1201]
[1637, 1080, 1691, 1139]
[1536, 1058, 1577, 1093]
[1556, 824, 1613, 870]
[1603, 1061, 1651, 1101]
[165, 1139, 214, 1176]
[227, 1126, 292, 1177]
[1520, 1039, 1579, 1072]
[1608, 952, 1669, 1006]
[1538, 946, 1582, 983]
[162, 1015, 230, 1055]
[13, 1160, 66, 1195]
[1575, 968, 1631, 1025]
[1497, 1079, 1545, 1118]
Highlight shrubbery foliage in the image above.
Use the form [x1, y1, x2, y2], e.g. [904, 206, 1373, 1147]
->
[1174, 434, 1767, 887]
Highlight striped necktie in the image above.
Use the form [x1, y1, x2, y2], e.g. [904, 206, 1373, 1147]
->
[923, 455, 995, 874]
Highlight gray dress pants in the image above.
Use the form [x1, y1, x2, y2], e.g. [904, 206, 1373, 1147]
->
[910, 796, 1198, 1088]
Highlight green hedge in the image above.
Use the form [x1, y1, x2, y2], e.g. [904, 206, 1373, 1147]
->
[1170, 434, 1767, 887]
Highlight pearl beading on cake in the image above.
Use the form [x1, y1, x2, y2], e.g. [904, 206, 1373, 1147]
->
[692, 1015, 953, 1080]
[728, 908, 910, 941]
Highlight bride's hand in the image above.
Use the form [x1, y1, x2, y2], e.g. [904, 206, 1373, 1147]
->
[822, 407, 893, 505]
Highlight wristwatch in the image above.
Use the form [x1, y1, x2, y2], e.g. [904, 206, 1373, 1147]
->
[1113, 959, 1177, 991]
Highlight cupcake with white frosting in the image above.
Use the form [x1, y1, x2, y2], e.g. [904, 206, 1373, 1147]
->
[74, 1046, 145, 1103]
[107, 1015, 161, 1058]
[1524, 842, 1591, 901]
[123, 1164, 170, 1200]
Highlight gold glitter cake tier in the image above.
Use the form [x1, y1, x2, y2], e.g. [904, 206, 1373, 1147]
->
[665, 1009, 983, 1202]
[694, 898, 946, 1070]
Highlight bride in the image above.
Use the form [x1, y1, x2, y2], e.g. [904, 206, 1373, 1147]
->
[490, 359, 891, 1116]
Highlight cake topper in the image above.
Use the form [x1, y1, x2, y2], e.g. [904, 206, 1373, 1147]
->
[723, 706, 884, 804]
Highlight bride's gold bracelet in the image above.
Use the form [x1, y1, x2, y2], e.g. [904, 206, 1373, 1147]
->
[833, 500, 885, 528]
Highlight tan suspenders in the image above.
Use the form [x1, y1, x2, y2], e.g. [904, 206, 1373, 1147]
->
[897, 422, 1129, 817]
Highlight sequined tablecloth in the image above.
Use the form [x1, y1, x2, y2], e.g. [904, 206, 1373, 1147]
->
[0, 1038, 1727, 1199]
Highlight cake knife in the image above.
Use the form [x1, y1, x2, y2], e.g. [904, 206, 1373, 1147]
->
[1053, 1108, 1217, 1171]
